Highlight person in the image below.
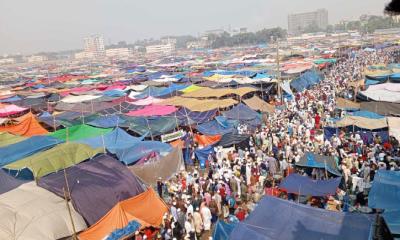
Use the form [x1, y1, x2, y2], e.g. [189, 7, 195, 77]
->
[200, 203, 212, 231]
[193, 207, 203, 238]
[157, 177, 164, 199]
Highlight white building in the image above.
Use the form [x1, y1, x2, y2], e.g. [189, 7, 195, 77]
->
[105, 48, 132, 58]
[146, 43, 175, 55]
[0, 58, 15, 65]
[74, 51, 95, 60]
[27, 55, 48, 63]
[288, 9, 329, 35]
[83, 35, 105, 57]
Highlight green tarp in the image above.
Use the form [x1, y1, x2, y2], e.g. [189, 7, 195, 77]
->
[4, 143, 103, 179]
[0, 132, 26, 147]
[48, 124, 112, 141]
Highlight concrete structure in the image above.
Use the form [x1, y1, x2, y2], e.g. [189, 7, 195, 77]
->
[83, 35, 105, 58]
[288, 9, 328, 35]
[146, 43, 175, 55]
[0, 58, 15, 65]
[27, 55, 48, 63]
[74, 51, 95, 60]
[105, 48, 132, 58]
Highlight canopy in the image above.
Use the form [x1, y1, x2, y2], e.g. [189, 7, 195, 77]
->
[129, 147, 184, 185]
[296, 152, 341, 176]
[127, 116, 177, 136]
[388, 117, 400, 140]
[359, 89, 400, 102]
[334, 116, 388, 130]
[87, 115, 126, 128]
[0, 170, 28, 194]
[61, 94, 101, 103]
[223, 103, 260, 121]
[360, 101, 400, 116]
[159, 96, 238, 112]
[49, 124, 113, 141]
[0, 182, 87, 240]
[39, 154, 144, 225]
[336, 97, 361, 110]
[172, 108, 217, 125]
[218, 133, 250, 148]
[348, 110, 384, 119]
[382, 210, 400, 236]
[0, 136, 63, 167]
[213, 220, 237, 240]
[115, 141, 172, 165]
[0, 104, 27, 117]
[290, 70, 321, 92]
[230, 196, 374, 240]
[181, 86, 256, 98]
[0, 132, 26, 147]
[79, 188, 168, 240]
[368, 170, 400, 211]
[279, 174, 341, 196]
[194, 134, 222, 147]
[196, 120, 235, 136]
[126, 105, 177, 117]
[243, 96, 275, 113]
[0, 112, 48, 136]
[4, 143, 103, 179]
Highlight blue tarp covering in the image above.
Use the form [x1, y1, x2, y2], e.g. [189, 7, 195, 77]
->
[107, 221, 141, 240]
[195, 145, 214, 169]
[76, 128, 141, 154]
[87, 115, 126, 128]
[382, 210, 400, 236]
[296, 152, 341, 176]
[368, 170, 400, 211]
[114, 141, 172, 165]
[279, 173, 341, 196]
[223, 103, 259, 121]
[0, 169, 29, 194]
[324, 127, 338, 140]
[0, 95, 22, 103]
[196, 120, 235, 136]
[213, 220, 237, 240]
[230, 196, 375, 240]
[0, 136, 63, 167]
[348, 110, 384, 119]
[127, 116, 177, 137]
[290, 70, 322, 92]
[171, 108, 217, 126]
[103, 90, 126, 97]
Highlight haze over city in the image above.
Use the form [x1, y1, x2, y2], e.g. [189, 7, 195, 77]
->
[0, 0, 387, 54]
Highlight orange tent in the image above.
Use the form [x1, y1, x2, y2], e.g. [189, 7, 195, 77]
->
[170, 138, 185, 148]
[79, 188, 168, 240]
[0, 112, 48, 137]
[194, 134, 221, 147]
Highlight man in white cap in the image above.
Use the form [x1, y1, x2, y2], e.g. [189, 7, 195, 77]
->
[201, 203, 212, 231]
[193, 207, 203, 238]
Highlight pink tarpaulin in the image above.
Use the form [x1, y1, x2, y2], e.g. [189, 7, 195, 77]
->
[126, 105, 177, 117]
[0, 104, 28, 117]
[131, 97, 162, 106]
[59, 87, 94, 96]
[105, 85, 126, 91]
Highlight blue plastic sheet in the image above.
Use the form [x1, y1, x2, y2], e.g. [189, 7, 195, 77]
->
[196, 120, 235, 136]
[87, 115, 126, 128]
[213, 220, 237, 240]
[195, 145, 214, 169]
[348, 110, 384, 119]
[223, 103, 260, 121]
[115, 141, 172, 165]
[382, 210, 400, 236]
[171, 108, 217, 126]
[0, 169, 29, 194]
[296, 152, 341, 176]
[290, 70, 322, 92]
[279, 174, 341, 196]
[107, 221, 141, 240]
[369, 170, 400, 211]
[230, 196, 375, 240]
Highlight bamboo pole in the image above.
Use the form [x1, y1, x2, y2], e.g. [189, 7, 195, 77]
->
[63, 168, 78, 240]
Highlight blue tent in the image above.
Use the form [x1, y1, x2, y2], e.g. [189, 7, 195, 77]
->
[369, 170, 400, 211]
[0, 136, 63, 167]
[348, 110, 384, 119]
[279, 174, 341, 196]
[171, 108, 217, 126]
[223, 103, 260, 121]
[195, 145, 214, 169]
[290, 70, 322, 92]
[196, 120, 235, 136]
[230, 196, 375, 240]
[114, 141, 172, 165]
[87, 115, 126, 128]
[0, 95, 22, 103]
[213, 220, 237, 240]
[382, 210, 400, 236]
[103, 89, 126, 97]
[296, 152, 341, 176]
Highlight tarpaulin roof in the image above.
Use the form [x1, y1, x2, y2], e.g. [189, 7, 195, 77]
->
[0, 104, 27, 117]
[368, 170, 400, 211]
[334, 116, 388, 130]
[290, 70, 322, 92]
[171, 107, 217, 125]
[131, 96, 163, 105]
[382, 210, 400, 236]
[181, 86, 257, 98]
[38, 154, 145, 225]
[76, 127, 141, 153]
[61, 94, 102, 103]
[230, 196, 374, 240]
[0, 170, 28, 194]
[218, 133, 250, 147]
[129, 147, 184, 185]
[223, 103, 260, 121]
[159, 96, 238, 112]
[0, 182, 87, 240]
[180, 84, 204, 93]
[194, 134, 221, 147]
[348, 110, 384, 119]
[388, 117, 400, 141]
[296, 152, 341, 176]
[243, 96, 275, 113]
[114, 141, 172, 165]
[126, 104, 177, 117]
[0, 135, 62, 167]
[360, 101, 400, 116]
[79, 188, 168, 240]
[213, 220, 237, 240]
[195, 145, 214, 168]
[49, 124, 113, 141]
[0, 112, 49, 136]
[127, 116, 177, 136]
[336, 97, 360, 110]
[87, 115, 126, 128]
[279, 173, 341, 196]
[0, 132, 26, 147]
[359, 89, 400, 102]
[4, 143, 103, 179]
[196, 120, 236, 136]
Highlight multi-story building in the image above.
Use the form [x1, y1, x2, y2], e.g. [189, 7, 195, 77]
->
[27, 55, 48, 63]
[83, 35, 105, 57]
[105, 48, 132, 58]
[146, 43, 175, 55]
[0, 58, 15, 65]
[288, 9, 328, 35]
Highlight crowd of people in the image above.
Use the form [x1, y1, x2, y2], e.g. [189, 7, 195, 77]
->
[132, 47, 400, 240]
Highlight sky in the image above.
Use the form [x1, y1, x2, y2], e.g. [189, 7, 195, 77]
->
[0, 0, 389, 55]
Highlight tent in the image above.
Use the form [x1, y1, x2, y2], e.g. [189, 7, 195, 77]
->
[87, 115, 126, 128]
[38, 154, 145, 225]
[388, 117, 400, 141]
[114, 141, 172, 165]
[181, 86, 257, 98]
[348, 110, 385, 119]
[230, 196, 375, 240]
[196, 120, 235, 136]
[0, 112, 48, 136]
[296, 152, 341, 176]
[0, 135, 63, 167]
[223, 103, 260, 121]
[159, 96, 238, 112]
[360, 102, 400, 116]
[279, 173, 341, 196]
[382, 210, 400, 237]
[336, 97, 360, 110]
[4, 143, 103, 179]
[217, 133, 250, 148]
[194, 134, 222, 147]
[0, 182, 87, 240]
[0, 104, 27, 117]
[290, 70, 322, 92]
[243, 96, 275, 113]
[129, 147, 184, 185]
[368, 170, 400, 211]
[172, 107, 217, 126]
[0, 170, 28, 194]
[79, 188, 168, 240]
[334, 116, 388, 130]
[195, 145, 214, 168]
[0, 132, 26, 147]
[213, 220, 237, 240]
[126, 105, 177, 117]
[127, 116, 177, 136]
[49, 124, 113, 141]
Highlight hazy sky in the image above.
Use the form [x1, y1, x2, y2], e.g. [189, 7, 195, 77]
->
[0, 0, 389, 55]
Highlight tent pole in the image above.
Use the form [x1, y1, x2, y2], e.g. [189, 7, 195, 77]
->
[63, 169, 78, 240]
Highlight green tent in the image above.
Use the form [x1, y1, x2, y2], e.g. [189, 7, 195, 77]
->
[48, 124, 112, 141]
[0, 132, 27, 147]
[313, 58, 337, 65]
[4, 143, 103, 179]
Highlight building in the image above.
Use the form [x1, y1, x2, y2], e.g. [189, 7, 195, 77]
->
[26, 55, 48, 63]
[105, 48, 132, 58]
[288, 9, 328, 35]
[0, 58, 15, 65]
[146, 43, 175, 55]
[83, 35, 105, 57]
[74, 51, 95, 60]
